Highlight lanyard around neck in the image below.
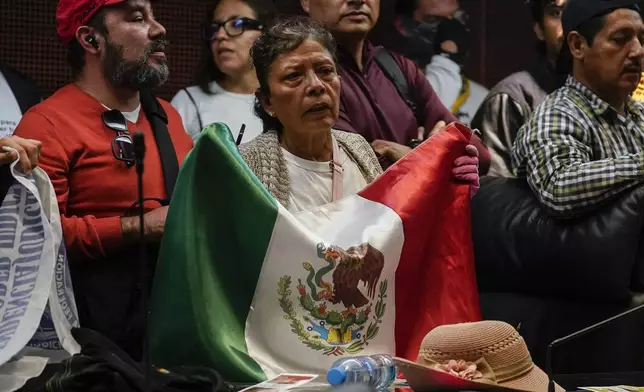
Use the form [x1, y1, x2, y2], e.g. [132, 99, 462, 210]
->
[451, 75, 471, 113]
[330, 136, 344, 202]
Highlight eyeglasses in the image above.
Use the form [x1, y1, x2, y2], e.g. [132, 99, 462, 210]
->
[102, 109, 135, 167]
[203, 17, 264, 40]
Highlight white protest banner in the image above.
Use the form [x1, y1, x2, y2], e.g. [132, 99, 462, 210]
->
[0, 153, 80, 390]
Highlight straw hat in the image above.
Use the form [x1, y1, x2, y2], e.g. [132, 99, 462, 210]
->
[395, 321, 565, 392]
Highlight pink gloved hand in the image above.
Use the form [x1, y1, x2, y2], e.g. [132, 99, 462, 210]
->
[452, 144, 480, 198]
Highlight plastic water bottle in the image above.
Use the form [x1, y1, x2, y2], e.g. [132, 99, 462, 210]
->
[326, 354, 397, 389]
[371, 354, 397, 386]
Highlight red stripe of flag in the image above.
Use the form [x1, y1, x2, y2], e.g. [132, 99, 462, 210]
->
[358, 122, 481, 361]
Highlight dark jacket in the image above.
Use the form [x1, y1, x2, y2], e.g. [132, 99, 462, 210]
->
[471, 59, 559, 177]
[0, 63, 42, 114]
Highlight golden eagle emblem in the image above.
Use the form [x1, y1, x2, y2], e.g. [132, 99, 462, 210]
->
[277, 242, 388, 356]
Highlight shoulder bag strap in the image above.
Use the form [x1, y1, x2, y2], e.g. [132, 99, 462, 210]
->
[182, 88, 204, 132]
[373, 49, 419, 119]
[330, 136, 344, 202]
[140, 89, 179, 201]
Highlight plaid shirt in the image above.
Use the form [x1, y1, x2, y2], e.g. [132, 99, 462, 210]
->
[512, 75, 644, 217]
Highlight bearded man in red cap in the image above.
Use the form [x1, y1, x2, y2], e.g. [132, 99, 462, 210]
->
[13, 0, 193, 359]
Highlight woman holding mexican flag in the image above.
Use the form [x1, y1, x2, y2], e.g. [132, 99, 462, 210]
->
[239, 16, 480, 212]
[148, 15, 482, 384]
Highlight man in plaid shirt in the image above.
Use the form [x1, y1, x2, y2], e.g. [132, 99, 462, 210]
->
[512, 0, 644, 218]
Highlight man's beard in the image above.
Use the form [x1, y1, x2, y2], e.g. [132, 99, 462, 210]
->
[102, 38, 170, 91]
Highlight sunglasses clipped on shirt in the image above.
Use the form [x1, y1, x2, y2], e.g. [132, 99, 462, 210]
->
[102, 109, 135, 167]
[203, 16, 264, 41]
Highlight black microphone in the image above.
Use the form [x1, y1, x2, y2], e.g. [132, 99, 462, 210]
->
[545, 302, 644, 392]
[132, 132, 150, 388]
[134, 131, 145, 174]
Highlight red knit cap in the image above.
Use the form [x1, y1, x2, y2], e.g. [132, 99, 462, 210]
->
[56, 0, 127, 44]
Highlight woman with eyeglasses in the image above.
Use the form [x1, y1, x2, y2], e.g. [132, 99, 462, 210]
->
[171, 0, 275, 143]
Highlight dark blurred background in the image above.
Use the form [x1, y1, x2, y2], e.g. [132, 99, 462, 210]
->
[0, 0, 536, 100]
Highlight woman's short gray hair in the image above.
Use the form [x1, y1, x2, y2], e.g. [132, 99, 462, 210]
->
[251, 15, 337, 133]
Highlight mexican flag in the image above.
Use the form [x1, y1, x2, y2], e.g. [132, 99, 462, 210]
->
[148, 123, 480, 382]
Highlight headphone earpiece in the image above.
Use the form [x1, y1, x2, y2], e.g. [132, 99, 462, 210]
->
[85, 35, 99, 49]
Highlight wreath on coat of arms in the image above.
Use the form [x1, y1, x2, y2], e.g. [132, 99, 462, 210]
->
[277, 242, 388, 356]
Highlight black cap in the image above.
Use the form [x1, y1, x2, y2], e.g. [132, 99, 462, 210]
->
[557, 0, 641, 74]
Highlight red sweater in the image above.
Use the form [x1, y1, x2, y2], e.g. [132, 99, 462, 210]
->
[14, 84, 193, 261]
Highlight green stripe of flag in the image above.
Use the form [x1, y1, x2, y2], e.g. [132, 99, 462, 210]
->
[148, 123, 277, 382]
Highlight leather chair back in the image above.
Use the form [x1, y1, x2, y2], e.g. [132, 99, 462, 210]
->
[472, 177, 644, 301]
